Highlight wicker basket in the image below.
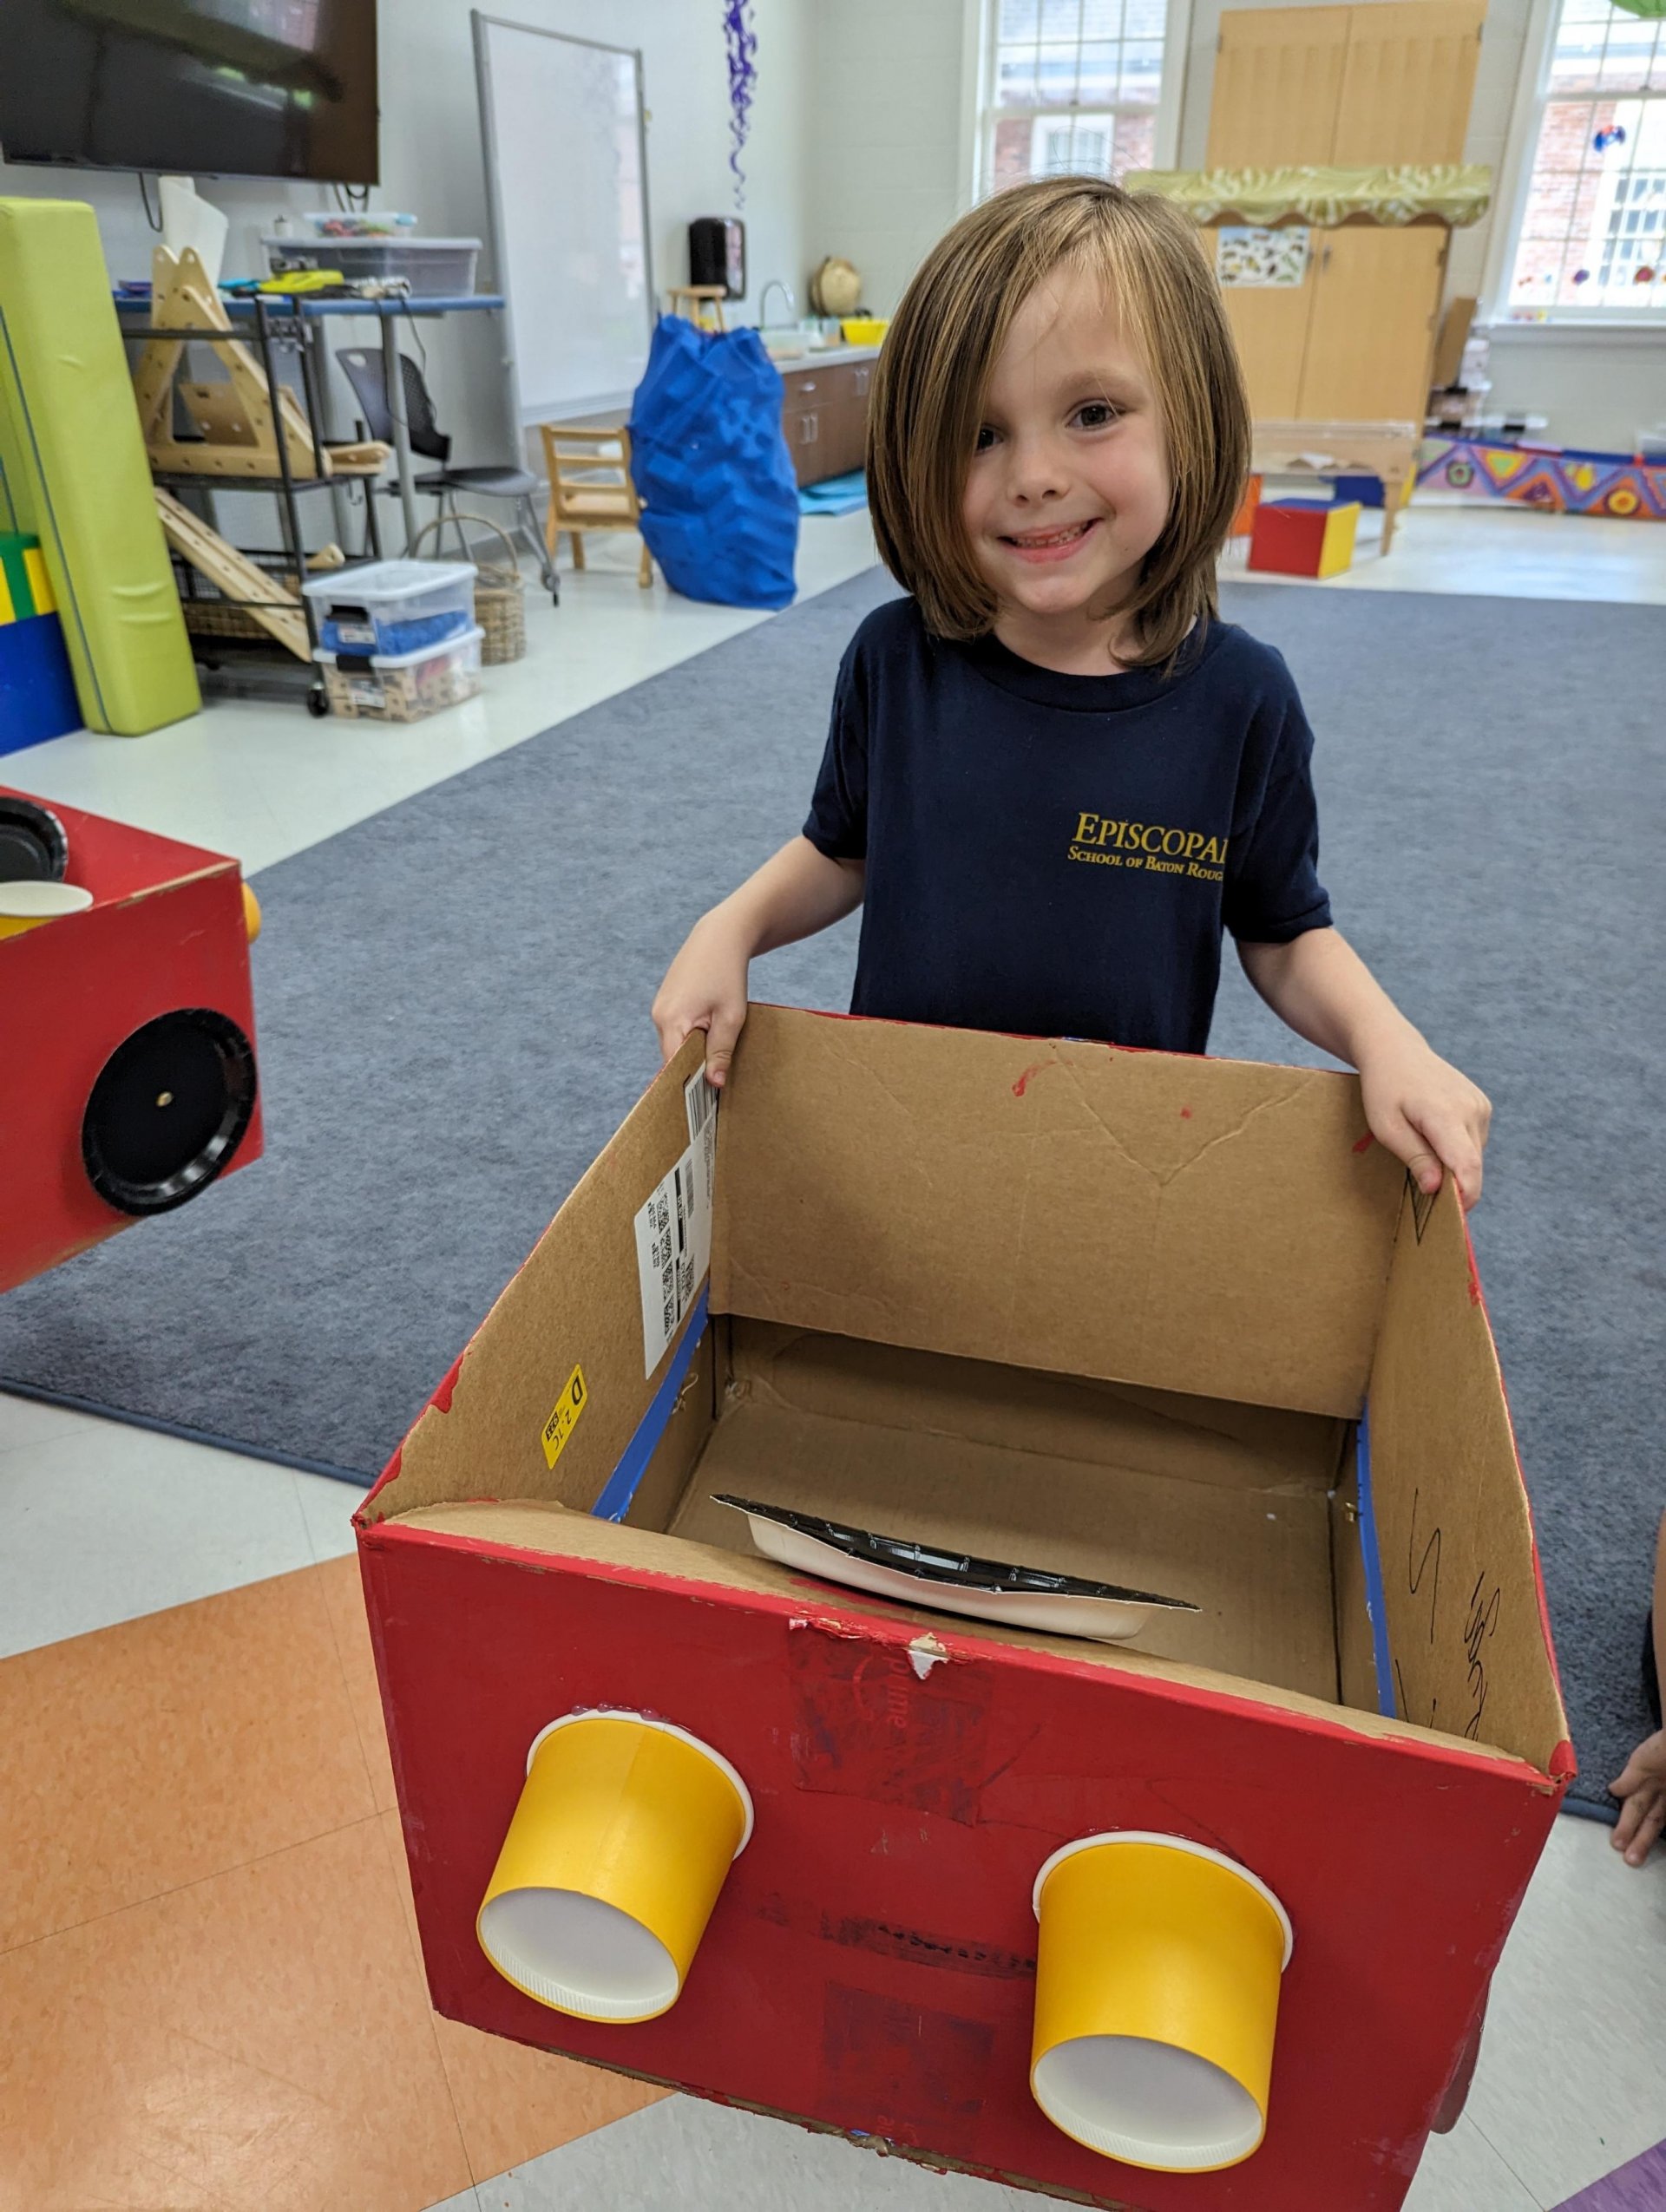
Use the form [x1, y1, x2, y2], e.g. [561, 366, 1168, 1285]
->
[410, 514, 527, 665]
[174, 548, 347, 644]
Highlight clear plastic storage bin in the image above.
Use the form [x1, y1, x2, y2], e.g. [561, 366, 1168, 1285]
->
[263, 237, 481, 298]
[302, 559, 476, 658]
[317, 627, 485, 723]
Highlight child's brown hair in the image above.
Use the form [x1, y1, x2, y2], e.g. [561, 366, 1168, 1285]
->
[866, 175, 1250, 671]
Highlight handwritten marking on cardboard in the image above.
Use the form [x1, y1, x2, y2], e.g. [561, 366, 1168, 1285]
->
[632, 1071, 718, 1378]
[1392, 1487, 1504, 1741]
[540, 1365, 587, 1469]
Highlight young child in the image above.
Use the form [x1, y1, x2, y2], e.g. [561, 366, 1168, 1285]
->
[653, 174, 1492, 1212]
[1611, 1513, 1666, 1866]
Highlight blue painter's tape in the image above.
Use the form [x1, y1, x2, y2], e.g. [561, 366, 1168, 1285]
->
[1354, 1411, 1397, 1717]
[591, 1286, 711, 1523]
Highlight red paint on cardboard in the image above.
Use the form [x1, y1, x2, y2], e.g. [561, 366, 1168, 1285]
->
[1354, 1134, 1375, 1154]
[430, 1352, 466, 1415]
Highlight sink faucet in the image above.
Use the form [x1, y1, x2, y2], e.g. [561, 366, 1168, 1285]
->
[758, 278, 796, 330]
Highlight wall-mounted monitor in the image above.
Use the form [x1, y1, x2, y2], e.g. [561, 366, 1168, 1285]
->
[0, 0, 379, 184]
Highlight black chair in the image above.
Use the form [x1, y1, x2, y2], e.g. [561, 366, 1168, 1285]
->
[335, 347, 557, 599]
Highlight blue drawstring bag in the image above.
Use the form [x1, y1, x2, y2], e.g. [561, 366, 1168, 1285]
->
[627, 317, 799, 610]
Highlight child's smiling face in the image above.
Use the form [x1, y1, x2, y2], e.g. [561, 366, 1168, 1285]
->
[961, 263, 1171, 656]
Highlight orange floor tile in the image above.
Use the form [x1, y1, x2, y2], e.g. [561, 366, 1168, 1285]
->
[0, 1556, 666, 2209]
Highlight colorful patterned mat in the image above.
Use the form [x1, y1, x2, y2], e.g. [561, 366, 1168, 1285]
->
[1420, 436, 1666, 520]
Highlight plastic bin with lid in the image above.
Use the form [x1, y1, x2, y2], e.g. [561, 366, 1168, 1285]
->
[261, 237, 482, 298]
[302, 559, 476, 658]
[316, 626, 484, 723]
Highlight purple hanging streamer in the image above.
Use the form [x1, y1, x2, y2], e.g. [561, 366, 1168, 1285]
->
[724, 0, 758, 208]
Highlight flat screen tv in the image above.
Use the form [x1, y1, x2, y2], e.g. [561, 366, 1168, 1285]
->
[0, 1, 378, 184]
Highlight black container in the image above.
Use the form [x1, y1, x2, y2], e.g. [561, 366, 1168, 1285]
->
[689, 217, 746, 300]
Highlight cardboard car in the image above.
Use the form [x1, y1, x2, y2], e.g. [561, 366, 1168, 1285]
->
[0, 786, 260, 1295]
[357, 1006, 1570, 2209]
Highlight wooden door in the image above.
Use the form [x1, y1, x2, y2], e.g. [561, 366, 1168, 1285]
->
[1206, 7, 1350, 168]
[1297, 226, 1446, 423]
[1333, 1, 1486, 167]
[1204, 230, 1315, 420]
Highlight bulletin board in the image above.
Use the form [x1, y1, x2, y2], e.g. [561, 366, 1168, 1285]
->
[472, 14, 656, 425]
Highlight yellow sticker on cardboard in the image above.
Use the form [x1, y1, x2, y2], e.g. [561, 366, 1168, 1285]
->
[541, 1365, 587, 1469]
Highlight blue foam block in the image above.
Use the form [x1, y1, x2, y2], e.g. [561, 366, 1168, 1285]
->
[0, 612, 82, 753]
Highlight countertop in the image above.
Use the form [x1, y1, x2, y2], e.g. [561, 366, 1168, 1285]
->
[765, 343, 882, 370]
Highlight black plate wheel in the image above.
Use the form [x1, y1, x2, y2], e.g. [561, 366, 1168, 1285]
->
[82, 1010, 258, 1216]
[0, 796, 69, 883]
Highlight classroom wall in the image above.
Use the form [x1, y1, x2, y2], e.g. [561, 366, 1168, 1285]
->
[0, 0, 814, 514]
[807, 0, 974, 317]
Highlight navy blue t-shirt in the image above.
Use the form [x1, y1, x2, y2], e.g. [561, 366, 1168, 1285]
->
[803, 598, 1331, 1054]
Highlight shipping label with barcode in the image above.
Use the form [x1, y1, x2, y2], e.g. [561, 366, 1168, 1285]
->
[632, 1071, 719, 1377]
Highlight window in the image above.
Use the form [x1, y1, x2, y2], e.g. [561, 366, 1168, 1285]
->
[978, 0, 1187, 200]
[1506, 0, 1666, 316]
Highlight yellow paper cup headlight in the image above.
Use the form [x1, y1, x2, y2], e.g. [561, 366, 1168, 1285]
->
[477, 1710, 753, 2024]
[0, 880, 93, 940]
[1030, 1831, 1293, 2172]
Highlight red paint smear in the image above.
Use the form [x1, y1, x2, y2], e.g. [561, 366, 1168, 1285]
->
[1466, 1251, 1484, 1307]
[1011, 1061, 1051, 1098]
[1179, 1106, 1192, 1120]
[429, 1351, 466, 1414]
[1352, 1133, 1374, 1155]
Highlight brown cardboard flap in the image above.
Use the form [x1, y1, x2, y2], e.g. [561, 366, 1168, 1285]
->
[379, 1496, 1538, 1768]
[732, 1320, 1347, 1495]
[714, 1008, 1402, 1418]
[361, 1034, 711, 1523]
[1367, 1182, 1571, 1774]
[1330, 1431, 1380, 1716]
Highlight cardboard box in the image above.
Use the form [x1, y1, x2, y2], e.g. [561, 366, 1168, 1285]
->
[1249, 497, 1361, 579]
[357, 1007, 1571, 2210]
[0, 787, 260, 1292]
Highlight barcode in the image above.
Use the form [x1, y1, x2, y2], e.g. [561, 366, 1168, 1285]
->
[685, 1066, 718, 1141]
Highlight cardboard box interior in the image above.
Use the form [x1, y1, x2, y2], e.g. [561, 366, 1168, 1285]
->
[366, 1008, 1568, 1784]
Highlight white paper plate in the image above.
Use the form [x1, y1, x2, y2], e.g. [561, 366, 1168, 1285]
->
[715, 1495, 1197, 1646]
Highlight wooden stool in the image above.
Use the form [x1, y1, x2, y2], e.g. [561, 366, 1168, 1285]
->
[666, 285, 727, 332]
[539, 423, 653, 588]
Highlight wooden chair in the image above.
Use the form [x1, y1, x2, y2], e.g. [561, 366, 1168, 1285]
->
[666, 285, 727, 331]
[539, 423, 653, 588]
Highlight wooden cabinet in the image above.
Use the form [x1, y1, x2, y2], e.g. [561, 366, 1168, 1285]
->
[1207, 0, 1484, 169]
[1206, 7, 1351, 169]
[780, 358, 873, 488]
[1298, 226, 1447, 420]
[1204, 0, 1475, 428]
[1210, 225, 1447, 426]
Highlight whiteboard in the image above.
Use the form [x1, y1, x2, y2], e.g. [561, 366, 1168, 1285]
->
[473, 15, 655, 426]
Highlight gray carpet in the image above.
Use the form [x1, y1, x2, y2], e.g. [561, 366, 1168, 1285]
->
[1, 568, 1659, 1813]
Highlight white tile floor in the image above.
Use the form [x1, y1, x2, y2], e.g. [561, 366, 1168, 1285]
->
[5, 497, 1665, 2212]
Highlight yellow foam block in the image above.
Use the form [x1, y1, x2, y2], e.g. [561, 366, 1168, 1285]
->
[1315, 501, 1360, 578]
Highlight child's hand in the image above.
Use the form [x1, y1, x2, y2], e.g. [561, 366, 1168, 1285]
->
[1610, 1731, 1666, 1866]
[1358, 1039, 1492, 1210]
[652, 915, 751, 1087]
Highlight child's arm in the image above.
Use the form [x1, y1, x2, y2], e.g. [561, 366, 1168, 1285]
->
[1236, 927, 1492, 1207]
[653, 836, 865, 1085]
[1610, 1514, 1666, 1868]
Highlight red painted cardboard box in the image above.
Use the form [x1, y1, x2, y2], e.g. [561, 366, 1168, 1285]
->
[357, 1007, 1571, 2210]
[0, 786, 260, 1293]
